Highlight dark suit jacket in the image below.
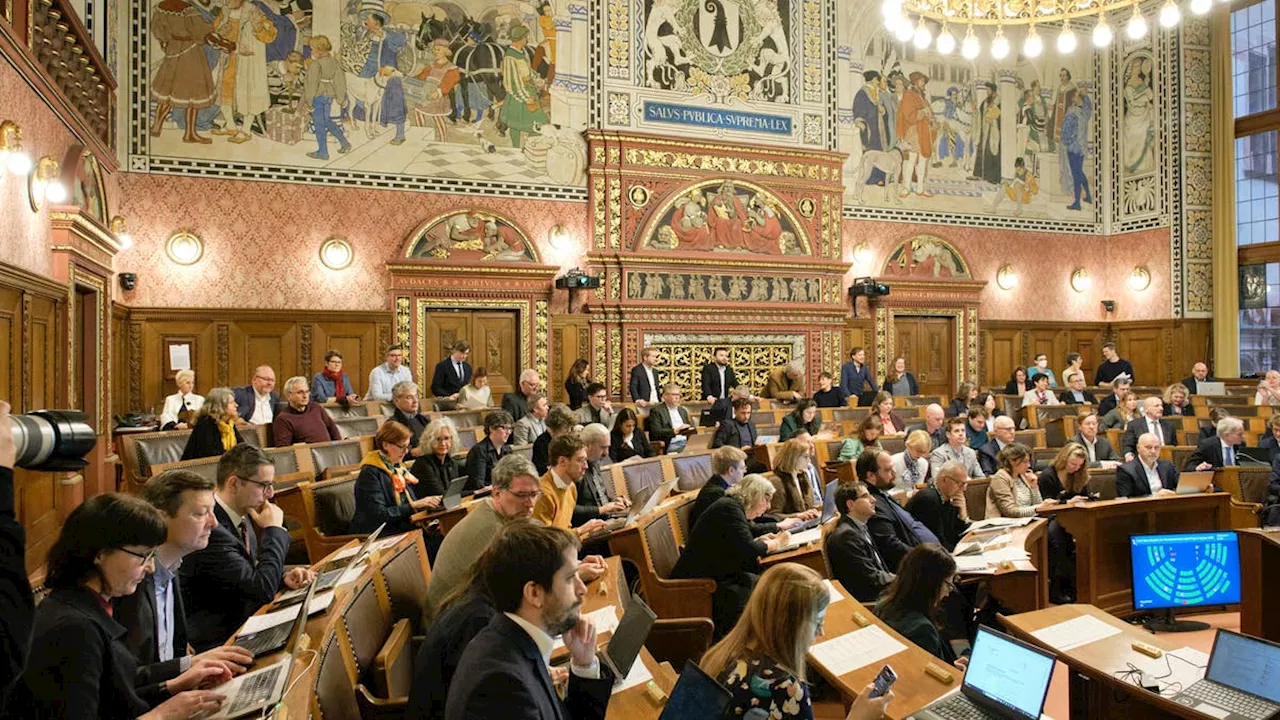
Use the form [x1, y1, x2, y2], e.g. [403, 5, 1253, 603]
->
[393, 408, 431, 448]
[231, 385, 280, 423]
[1098, 393, 1119, 418]
[1061, 389, 1098, 405]
[687, 477, 776, 537]
[1003, 380, 1030, 397]
[502, 392, 530, 423]
[840, 362, 878, 397]
[532, 431, 553, 475]
[444, 613, 613, 720]
[712, 418, 757, 449]
[180, 415, 246, 461]
[179, 503, 290, 651]
[114, 572, 189, 687]
[645, 404, 691, 448]
[671, 496, 766, 583]
[609, 429, 652, 462]
[1185, 436, 1244, 471]
[431, 358, 471, 398]
[410, 453, 463, 497]
[628, 364, 662, 404]
[700, 362, 739, 401]
[825, 515, 895, 602]
[0, 468, 32, 709]
[565, 379, 588, 410]
[903, 486, 970, 552]
[1116, 459, 1180, 498]
[573, 463, 612, 527]
[1182, 377, 1215, 395]
[464, 438, 509, 492]
[409, 592, 496, 720]
[977, 440, 1002, 476]
[877, 608, 956, 664]
[947, 398, 969, 417]
[1069, 434, 1118, 466]
[1122, 417, 1178, 457]
[865, 484, 924, 572]
[350, 463, 420, 535]
[1037, 465, 1088, 502]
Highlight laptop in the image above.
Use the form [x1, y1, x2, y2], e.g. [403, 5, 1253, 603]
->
[274, 524, 384, 609]
[1171, 630, 1280, 720]
[1195, 381, 1226, 395]
[908, 625, 1056, 720]
[1176, 471, 1215, 495]
[658, 660, 733, 720]
[598, 597, 657, 684]
[587, 478, 680, 540]
[235, 565, 322, 657]
[442, 475, 471, 510]
[212, 576, 318, 718]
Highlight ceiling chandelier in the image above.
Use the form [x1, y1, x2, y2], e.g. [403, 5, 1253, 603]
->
[883, 0, 1223, 58]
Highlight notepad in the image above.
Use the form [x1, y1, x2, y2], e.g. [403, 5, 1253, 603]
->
[238, 591, 335, 635]
[808, 624, 907, 676]
[611, 655, 655, 693]
[1031, 614, 1121, 652]
[954, 556, 996, 574]
[780, 527, 822, 551]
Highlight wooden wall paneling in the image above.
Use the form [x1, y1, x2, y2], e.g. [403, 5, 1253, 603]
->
[16, 468, 59, 575]
[1068, 330, 1102, 379]
[112, 304, 128, 419]
[138, 321, 217, 414]
[842, 320, 875, 376]
[310, 321, 380, 396]
[1026, 329, 1063, 369]
[549, 315, 589, 404]
[473, 312, 518, 396]
[29, 295, 58, 411]
[424, 312, 472, 381]
[235, 321, 299, 389]
[981, 326, 1022, 387]
[1116, 325, 1165, 388]
[0, 288, 17, 409]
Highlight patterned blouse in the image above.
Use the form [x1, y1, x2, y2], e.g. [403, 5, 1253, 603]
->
[716, 651, 812, 720]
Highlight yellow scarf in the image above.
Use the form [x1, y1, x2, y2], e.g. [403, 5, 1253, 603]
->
[360, 451, 418, 502]
[216, 417, 238, 451]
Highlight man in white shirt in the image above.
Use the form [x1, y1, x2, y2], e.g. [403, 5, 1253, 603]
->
[645, 383, 694, 451]
[1122, 396, 1176, 460]
[1116, 433, 1179, 498]
[513, 392, 550, 445]
[369, 345, 414, 401]
[1189, 416, 1247, 471]
[627, 347, 662, 408]
[232, 365, 278, 425]
[930, 417, 985, 479]
[1070, 413, 1119, 468]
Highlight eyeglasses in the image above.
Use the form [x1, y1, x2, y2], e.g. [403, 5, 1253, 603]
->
[241, 477, 276, 492]
[119, 547, 158, 566]
[254, 375, 274, 382]
[506, 490, 542, 501]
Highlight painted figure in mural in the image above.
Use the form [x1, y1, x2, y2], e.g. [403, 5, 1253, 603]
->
[412, 39, 463, 141]
[452, 26, 506, 124]
[538, 2, 557, 64]
[267, 51, 306, 111]
[883, 71, 905, 149]
[896, 72, 935, 198]
[710, 276, 729, 301]
[1049, 68, 1073, 152]
[150, 0, 223, 144]
[300, 35, 352, 160]
[1122, 56, 1156, 175]
[987, 156, 1038, 215]
[933, 86, 968, 168]
[970, 82, 1002, 185]
[500, 25, 549, 148]
[746, 277, 768, 302]
[1061, 87, 1094, 211]
[644, 0, 691, 90]
[1022, 80, 1048, 158]
[212, 0, 274, 144]
[853, 71, 891, 186]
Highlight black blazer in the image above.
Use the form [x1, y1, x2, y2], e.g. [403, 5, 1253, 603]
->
[410, 453, 463, 497]
[180, 414, 246, 461]
[573, 463, 612, 527]
[350, 463, 420, 535]
[1069, 433, 1118, 466]
[904, 485, 970, 552]
[502, 392, 530, 423]
[179, 503, 291, 651]
[977, 440, 1002, 476]
[0, 467, 33, 708]
[232, 385, 280, 423]
[114, 572, 189, 686]
[565, 378, 588, 410]
[1116, 459, 1180, 498]
[532, 431, 553, 475]
[645, 405, 691, 448]
[609, 428, 652, 463]
[700, 362, 739, 402]
[825, 515, 896, 602]
[865, 484, 923, 572]
[393, 408, 431, 449]
[687, 477, 777, 538]
[1122, 417, 1178, 457]
[1097, 393, 1119, 418]
[712, 418, 757, 449]
[883, 373, 919, 396]
[1182, 376, 1214, 395]
[14, 585, 153, 719]
[409, 592, 497, 720]
[1037, 465, 1088, 502]
[947, 398, 969, 417]
[671, 496, 766, 583]
[464, 438, 509, 492]
[1185, 436, 1244, 471]
[628, 364, 662, 404]
[444, 613, 613, 720]
[1061, 389, 1098, 405]
[1003, 380, 1030, 396]
[431, 358, 471, 398]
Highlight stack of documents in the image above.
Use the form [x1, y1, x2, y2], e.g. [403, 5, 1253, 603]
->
[952, 531, 1031, 573]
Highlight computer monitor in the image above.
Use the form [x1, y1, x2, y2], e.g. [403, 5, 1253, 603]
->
[1130, 531, 1241, 632]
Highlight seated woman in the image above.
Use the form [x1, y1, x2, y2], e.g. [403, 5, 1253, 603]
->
[409, 417, 462, 501]
[874, 544, 969, 669]
[14, 494, 230, 719]
[837, 415, 883, 462]
[1061, 353, 1083, 388]
[986, 443, 1057, 518]
[181, 387, 247, 460]
[948, 382, 978, 417]
[564, 358, 591, 410]
[455, 366, 493, 410]
[311, 350, 359, 404]
[159, 369, 204, 430]
[883, 356, 919, 396]
[1022, 373, 1061, 406]
[1101, 389, 1141, 430]
[609, 407, 652, 462]
[870, 391, 906, 435]
[1003, 367, 1030, 398]
[1257, 370, 1280, 406]
[700, 563, 889, 720]
[672, 474, 788, 638]
[1026, 354, 1058, 387]
[350, 421, 436, 535]
[1162, 383, 1192, 417]
[779, 399, 822, 441]
[1037, 443, 1090, 603]
[768, 439, 823, 518]
[976, 391, 1002, 426]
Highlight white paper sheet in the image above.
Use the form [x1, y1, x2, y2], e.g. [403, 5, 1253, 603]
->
[954, 556, 996, 574]
[983, 546, 1031, 563]
[1031, 614, 1121, 652]
[781, 527, 822, 550]
[968, 517, 1034, 532]
[237, 591, 335, 636]
[553, 606, 621, 651]
[335, 564, 366, 586]
[808, 624, 907, 677]
[168, 344, 191, 371]
[823, 579, 845, 604]
[611, 656, 655, 693]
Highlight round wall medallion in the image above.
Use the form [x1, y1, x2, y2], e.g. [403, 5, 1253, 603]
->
[628, 185, 650, 208]
[797, 197, 816, 218]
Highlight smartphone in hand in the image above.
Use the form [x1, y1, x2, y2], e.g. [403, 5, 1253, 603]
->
[869, 664, 898, 699]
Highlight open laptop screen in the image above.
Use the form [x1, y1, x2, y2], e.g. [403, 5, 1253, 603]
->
[964, 626, 1056, 719]
[1206, 630, 1280, 703]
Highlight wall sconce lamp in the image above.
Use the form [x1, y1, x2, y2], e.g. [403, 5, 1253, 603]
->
[549, 224, 573, 251]
[0, 120, 32, 176]
[319, 236, 354, 270]
[166, 231, 204, 266]
[996, 264, 1018, 290]
[852, 242, 873, 269]
[110, 216, 133, 250]
[28, 156, 66, 211]
[1070, 268, 1092, 293]
[1128, 266, 1151, 291]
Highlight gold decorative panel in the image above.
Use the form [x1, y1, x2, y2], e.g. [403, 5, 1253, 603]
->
[648, 341, 798, 398]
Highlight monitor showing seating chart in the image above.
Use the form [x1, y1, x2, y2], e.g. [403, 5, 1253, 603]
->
[1130, 531, 1241, 611]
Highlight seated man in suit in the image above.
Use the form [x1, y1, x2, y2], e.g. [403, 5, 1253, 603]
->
[825, 480, 896, 602]
[1096, 375, 1133, 418]
[1187, 416, 1247, 470]
[390, 380, 431, 452]
[533, 405, 575, 475]
[977, 416, 1016, 476]
[712, 398, 759, 450]
[1059, 371, 1098, 405]
[271, 376, 341, 446]
[904, 460, 971, 552]
[1070, 413, 1119, 468]
[117, 470, 254, 682]
[513, 392, 550, 446]
[430, 341, 472, 401]
[628, 347, 662, 408]
[1116, 433, 1180, 498]
[179, 445, 315, 651]
[533, 434, 609, 538]
[502, 369, 542, 423]
[700, 346, 739, 404]
[465, 410, 514, 491]
[1182, 362, 1214, 395]
[762, 359, 805, 403]
[645, 383, 695, 453]
[1262, 415, 1280, 452]
[1122, 396, 1177, 460]
[232, 365, 279, 425]
[861, 448, 940, 572]
[445, 521, 615, 720]
[930, 417, 985, 479]
[573, 382, 617, 430]
[576, 424, 628, 522]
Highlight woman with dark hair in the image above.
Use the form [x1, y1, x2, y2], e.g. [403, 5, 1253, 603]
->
[874, 544, 968, 668]
[15, 494, 229, 718]
[564, 358, 591, 410]
[1003, 367, 1030, 397]
[871, 391, 906, 435]
[609, 407, 652, 462]
[455, 367, 493, 410]
[350, 420, 436, 534]
[779, 399, 822, 441]
[948, 382, 977, 417]
[1062, 353, 1083, 385]
[311, 349, 359, 404]
[986, 443, 1057, 518]
[883, 356, 919, 396]
[180, 387, 248, 460]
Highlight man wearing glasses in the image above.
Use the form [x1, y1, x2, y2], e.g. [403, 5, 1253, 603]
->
[179, 445, 316, 651]
[573, 382, 617, 430]
[464, 410, 514, 492]
[501, 368, 542, 422]
[231, 366, 279, 425]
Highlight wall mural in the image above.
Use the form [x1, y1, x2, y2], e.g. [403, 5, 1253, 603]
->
[881, 235, 969, 279]
[639, 179, 811, 254]
[404, 209, 537, 262]
[134, 0, 587, 191]
[627, 272, 822, 302]
[73, 151, 108, 224]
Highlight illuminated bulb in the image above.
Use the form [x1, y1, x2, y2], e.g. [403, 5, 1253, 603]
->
[1057, 25, 1077, 54]
[1158, 0, 1180, 27]
[1126, 6, 1147, 39]
[1092, 14, 1113, 46]
[1190, 0, 1212, 14]
[884, 12, 902, 33]
[44, 180, 67, 204]
[913, 19, 933, 49]
[1023, 26, 1043, 57]
[961, 26, 980, 58]
[6, 151, 31, 176]
[881, 0, 904, 19]
[936, 26, 956, 54]
[990, 27, 1010, 59]
[895, 17, 915, 41]
[117, 233, 134, 250]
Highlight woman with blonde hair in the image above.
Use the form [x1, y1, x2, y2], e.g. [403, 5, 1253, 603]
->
[180, 387, 246, 460]
[702, 563, 891, 720]
[837, 414, 883, 462]
[160, 369, 204, 430]
[1037, 442, 1089, 603]
[409, 416, 462, 501]
[1256, 370, 1280, 406]
[1162, 382, 1192, 417]
[1101, 389, 1140, 430]
[768, 439, 823, 517]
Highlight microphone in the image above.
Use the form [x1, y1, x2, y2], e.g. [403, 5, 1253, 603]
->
[1236, 449, 1271, 467]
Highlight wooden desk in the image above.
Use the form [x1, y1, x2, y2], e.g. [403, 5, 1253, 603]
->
[1003, 604, 1214, 720]
[760, 541, 826, 576]
[807, 580, 959, 719]
[1038, 493, 1230, 616]
[1238, 528, 1280, 642]
[955, 518, 1049, 613]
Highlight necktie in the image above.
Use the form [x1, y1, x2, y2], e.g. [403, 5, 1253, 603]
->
[1150, 421, 1163, 445]
[240, 519, 253, 556]
[1086, 441, 1096, 463]
[860, 525, 886, 571]
[455, 362, 463, 380]
[1225, 445, 1235, 466]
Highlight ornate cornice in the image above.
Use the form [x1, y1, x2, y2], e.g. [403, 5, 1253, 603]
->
[0, 260, 69, 299]
[588, 252, 849, 273]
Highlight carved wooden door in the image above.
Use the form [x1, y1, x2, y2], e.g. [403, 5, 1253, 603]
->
[894, 316, 955, 397]
[424, 310, 517, 397]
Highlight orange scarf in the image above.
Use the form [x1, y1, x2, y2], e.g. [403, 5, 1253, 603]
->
[360, 451, 418, 499]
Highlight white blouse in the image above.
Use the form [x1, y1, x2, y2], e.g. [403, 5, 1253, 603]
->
[160, 392, 204, 427]
[456, 384, 493, 410]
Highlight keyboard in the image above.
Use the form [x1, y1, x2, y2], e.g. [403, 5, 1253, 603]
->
[224, 664, 284, 716]
[1182, 681, 1279, 720]
[584, 517, 627, 542]
[927, 693, 992, 720]
[234, 621, 292, 656]
[274, 569, 343, 608]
